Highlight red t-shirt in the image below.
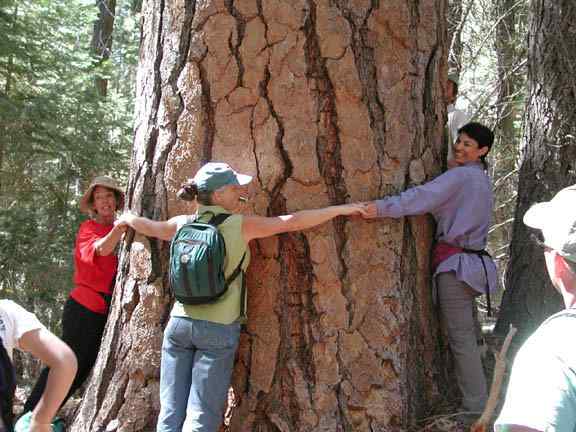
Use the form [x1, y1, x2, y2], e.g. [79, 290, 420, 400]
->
[69, 220, 118, 314]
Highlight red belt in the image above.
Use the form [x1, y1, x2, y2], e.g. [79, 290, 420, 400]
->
[432, 242, 464, 272]
[432, 241, 493, 316]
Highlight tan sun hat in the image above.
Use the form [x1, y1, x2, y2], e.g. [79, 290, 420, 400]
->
[79, 175, 125, 215]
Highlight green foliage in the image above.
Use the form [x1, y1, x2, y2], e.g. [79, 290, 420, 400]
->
[0, 0, 137, 328]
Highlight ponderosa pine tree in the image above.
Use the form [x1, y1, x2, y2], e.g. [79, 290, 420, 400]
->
[71, 1, 450, 431]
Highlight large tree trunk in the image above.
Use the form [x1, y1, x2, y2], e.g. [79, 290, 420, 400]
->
[495, 0, 576, 341]
[72, 1, 448, 431]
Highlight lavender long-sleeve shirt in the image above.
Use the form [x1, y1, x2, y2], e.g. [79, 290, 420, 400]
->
[375, 162, 497, 294]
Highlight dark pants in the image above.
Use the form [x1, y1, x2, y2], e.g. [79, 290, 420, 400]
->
[23, 297, 108, 413]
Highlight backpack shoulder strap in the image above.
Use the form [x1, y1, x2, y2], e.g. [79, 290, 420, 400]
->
[225, 252, 247, 318]
[209, 213, 232, 227]
[225, 252, 246, 286]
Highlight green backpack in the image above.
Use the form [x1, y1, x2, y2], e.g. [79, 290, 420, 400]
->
[169, 213, 245, 305]
[15, 412, 65, 432]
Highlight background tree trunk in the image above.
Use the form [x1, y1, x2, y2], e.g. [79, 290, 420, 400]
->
[486, 0, 524, 304]
[495, 0, 576, 341]
[0, 3, 18, 197]
[72, 1, 448, 431]
[91, 0, 117, 97]
[447, 0, 464, 74]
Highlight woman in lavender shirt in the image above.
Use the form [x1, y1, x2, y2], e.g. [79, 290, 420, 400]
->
[365, 122, 497, 413]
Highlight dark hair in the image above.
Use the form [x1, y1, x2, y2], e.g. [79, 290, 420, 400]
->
[448, 78, 459, 97]
[0, 337, 16, 431]
[177, 180, 213, 205]
[457, 122, 494, 169]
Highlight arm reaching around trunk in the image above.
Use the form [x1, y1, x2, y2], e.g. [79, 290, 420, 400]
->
[242, 203, 368, 242]
[116, 213, 180, 241]
[93, 224, 126, 256]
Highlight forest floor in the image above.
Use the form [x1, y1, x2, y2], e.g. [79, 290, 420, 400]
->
[414, 321, 512, 432]
[12, 312, 511, 432]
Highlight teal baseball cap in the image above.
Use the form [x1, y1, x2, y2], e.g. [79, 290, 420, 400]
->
[193, 162, 252, 192]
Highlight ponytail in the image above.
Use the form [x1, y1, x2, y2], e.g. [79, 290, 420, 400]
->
[0, 337, 15, 431]
[177, 180, 213, 205]
[177, 180, 199, 201]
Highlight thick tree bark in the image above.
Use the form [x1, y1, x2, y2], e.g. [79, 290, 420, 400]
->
[495, 0, 576, 340]
[72, 1, 448, 431]
[91, 0, 117, 97]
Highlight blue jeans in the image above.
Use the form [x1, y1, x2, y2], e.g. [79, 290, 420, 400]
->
[156, 316, 240, 432]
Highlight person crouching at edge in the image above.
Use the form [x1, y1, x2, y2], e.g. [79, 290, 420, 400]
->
[116, 162, 368, 432]
[1, 300, 77, 432]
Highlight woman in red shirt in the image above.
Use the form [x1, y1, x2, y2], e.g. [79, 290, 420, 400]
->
[23, 176, 126, 414]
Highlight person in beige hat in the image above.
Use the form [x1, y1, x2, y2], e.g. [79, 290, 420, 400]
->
[23, 175, 126, 417]
[495, 185, 576, 432]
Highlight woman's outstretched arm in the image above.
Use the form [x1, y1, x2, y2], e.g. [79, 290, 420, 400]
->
[116, 213, 180, 241]
[242, 203, 368, 242]
[363, 167, 465, 219]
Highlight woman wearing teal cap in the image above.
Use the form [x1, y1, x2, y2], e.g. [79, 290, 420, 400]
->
[117, 162, 368, 432]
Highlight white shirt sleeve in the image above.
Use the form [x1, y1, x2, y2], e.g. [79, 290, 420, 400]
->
[0, 300, 45, 360]
[447, 106, 472, 160]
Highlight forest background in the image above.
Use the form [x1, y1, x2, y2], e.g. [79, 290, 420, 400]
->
[0, 0, 574, 426]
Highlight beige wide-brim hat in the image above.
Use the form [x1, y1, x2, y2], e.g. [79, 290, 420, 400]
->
[79, 175, 125, 215]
